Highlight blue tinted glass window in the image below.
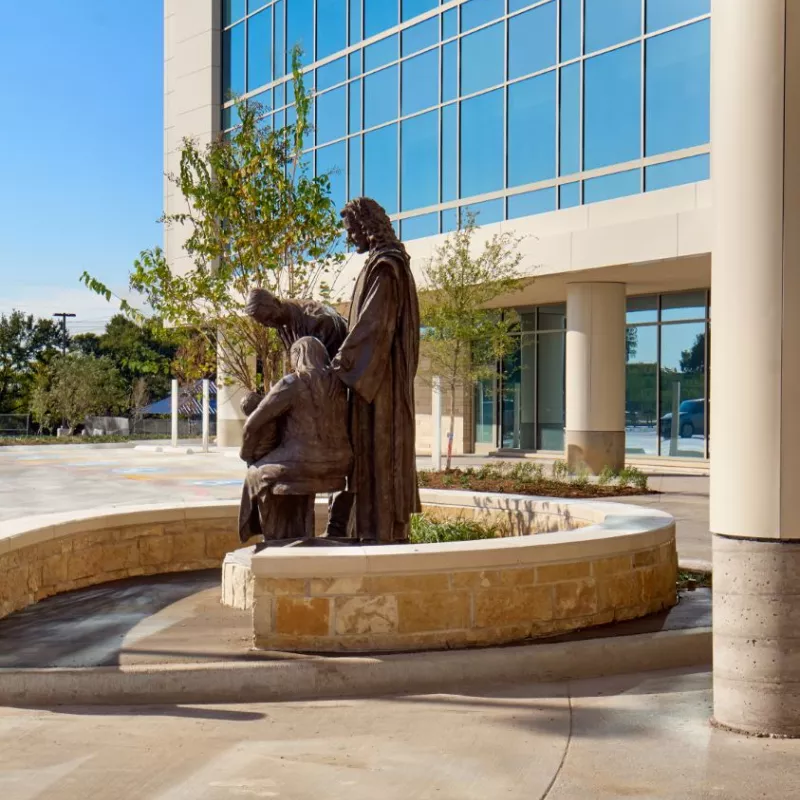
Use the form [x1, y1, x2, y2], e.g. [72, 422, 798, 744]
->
[402, 212, 439, 240]
[462, 198, 504, 225]
[316, 141, 346, 211]
[402, 0, 437, 23]
[317, 0, 347, 59]
[559, 181, 580, 208]
[560, 0, 581, 60]
[248, 0, 268, 11]
[274, 0, 286, 78]
[247, 10, 272, 91]
[508, 188, 556, 219]
[364, 124, 398, 214]
[349, 79, 362, 132]
[461, 0, 504, 32]
[461, 23, 504, 95]
[317, 58, 346, 91]
[401, 110, 439, 211]
[224, 0, 246, 26]
[441, 208, 458, 232]
[364, 65, 398, 127]
[645, 21, 710, 156]
[348, 135, 362, 198]
[460, 89, 503, 198]
[583, 169, 640, 203]
[274, 81, 286, 108]
[349, 49, 362, 77]
[509, 3, 556, 80]
[316, 87, 346, 144]
[645, 154, 709, 191]
[249, 89, 271, 115]
[287, 0, 314, 66]
[365, 0, 398, 38]
[365, 35, 398, 71]
[442, 41, 457, 102]
[441, 103, 457, 202]
[442, 8, 457, 39]
[222, 104, 242, 130]
[647, 0, 709, 33]
[349, 0, 362, 44]
[508, 71, 556, 187]
[585, 0, 641, 53]
[584, 43, 641, 170]
[402, 17, 438, 56]
[402, 49, 439, 115]
[223, 24, 246, 99]
[559, 63, 580, 175]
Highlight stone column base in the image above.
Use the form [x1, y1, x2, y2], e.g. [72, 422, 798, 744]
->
[714, 534, 800, 737]
[217, 417, 245, 448]
[565, 430, 624, 474]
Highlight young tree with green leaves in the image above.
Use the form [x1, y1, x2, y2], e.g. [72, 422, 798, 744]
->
[30, 354, 127, 434]
[420, 215, 526, 470]
[82, 47, 345, 394]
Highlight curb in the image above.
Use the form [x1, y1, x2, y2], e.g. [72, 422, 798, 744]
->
[0, 627, 711, 707]
[679, 559, 712, 573]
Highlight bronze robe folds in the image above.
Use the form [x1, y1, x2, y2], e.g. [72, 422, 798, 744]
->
[333, 246, 421, 542]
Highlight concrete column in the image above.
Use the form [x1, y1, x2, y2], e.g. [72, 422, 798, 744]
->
[432, 376, 442, 471]
[711, 0, 800, 737]
[216, 339, 254, 448]
[564, 283, 626, 473]
[170, 379, 179, 447]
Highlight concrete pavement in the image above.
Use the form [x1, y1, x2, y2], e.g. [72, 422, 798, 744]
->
[0, 669, 797, 799]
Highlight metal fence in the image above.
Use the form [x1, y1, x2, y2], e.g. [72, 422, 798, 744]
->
[0, 414, 31, 436]
[131, 418, 217, 438]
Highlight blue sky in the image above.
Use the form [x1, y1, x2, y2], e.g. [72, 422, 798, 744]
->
[0, 1, 163, 333]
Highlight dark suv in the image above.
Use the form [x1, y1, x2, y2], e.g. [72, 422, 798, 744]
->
[660, 399, 705, 439]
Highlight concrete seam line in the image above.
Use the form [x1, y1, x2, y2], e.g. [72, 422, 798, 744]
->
[0, 628, 712, 707]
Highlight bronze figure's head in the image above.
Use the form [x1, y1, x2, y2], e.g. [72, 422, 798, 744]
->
[341, 196, 407, 256]
[290, 336, 331, 375]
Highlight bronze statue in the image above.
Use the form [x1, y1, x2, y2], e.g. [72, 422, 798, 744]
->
[329, 197, 421, 543]
[238, 336, 352, 543]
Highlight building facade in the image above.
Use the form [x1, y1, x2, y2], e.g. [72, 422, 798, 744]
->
[165, 0, 712, 465]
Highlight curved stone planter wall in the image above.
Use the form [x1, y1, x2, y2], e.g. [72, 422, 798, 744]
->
[244, 489, 677, 653]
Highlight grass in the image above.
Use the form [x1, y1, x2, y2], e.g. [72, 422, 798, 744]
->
[0, 434, 174, 447]
[678, 569, 712, 589]
[410, 514, 500, 544]
[417, 461, 653, 499]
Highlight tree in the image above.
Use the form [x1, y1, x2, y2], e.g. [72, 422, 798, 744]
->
[82, 48, 345, 394]
[419, 215, 525, 470]
[0, 311, 63, 414]
[680, 331, 706, 374]
[30, 354, 127, 433]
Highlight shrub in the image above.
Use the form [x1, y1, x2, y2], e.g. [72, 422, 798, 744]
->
[597, 465, 616, 486]
[410, 514, 500, 544]
[551, 459, 569, 479]
[618, 466, 648, 491]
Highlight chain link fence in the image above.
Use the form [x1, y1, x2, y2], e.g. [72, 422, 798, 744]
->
[131, 418, 217, 438]
[0, 414, 31, 437]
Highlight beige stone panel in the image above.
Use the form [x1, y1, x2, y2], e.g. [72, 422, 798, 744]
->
[451, 567, 538, 589]
[274, 597, 330, 637]
[174, 28, 219, 74]
[257, 578, 308, 596]
[586, 183, 696, 229]
[397, 591, 471, 634]
[116, 523, 166, 541]
[536, 562, 592, 583]
[139, 535, 174, 568]
[171, 0, 217, 45]
[597, 573, 641, 611]
[102, 542, 141, 574]
[553, 579, 598, 619]
[66, 547, 104, 582]
[677, 208, 712, 256]
[474, 585, 553, 628]
[592, 555, 633, 577]
[632, 548, 660, 568]
[40, 555, 69, 588]
[205, 531, 239, 561]
[171, 532, 207, 564]
[363, 573, 451, 594]
[309, 576, 366, 596]
[334, 595, 399, 635]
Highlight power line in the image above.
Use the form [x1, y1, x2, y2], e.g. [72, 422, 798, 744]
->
[53, 312, 76, 355]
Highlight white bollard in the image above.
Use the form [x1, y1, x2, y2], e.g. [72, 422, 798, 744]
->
[171, 379, 178, 448]
[432, 376, 442, 472]
[202, 379, 210, 453]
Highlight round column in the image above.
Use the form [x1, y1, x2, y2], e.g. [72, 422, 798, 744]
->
[564, 283, 626, 474]
[216, 338, 254, 449]
[711, 0, 800, 736]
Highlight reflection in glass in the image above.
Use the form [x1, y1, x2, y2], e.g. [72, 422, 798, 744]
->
[402, 17, 438, 56]
[317, 57, 346, 91]
[559, 182, 580, 208]
[316, 86, 346, 144]
[349, 0, 362, 45]
[364, 0, 398, 38]
[442, 41, 457, 102]
[316, 141, 346, 211]
[223, 0, 246, 27]
[508, 72, 556, 187]
[349, 49, 362, 77]
[401, 110, 439, 211]
[584, 43, 641, 170]
[402, 212, 439, 240]
[442, 8, 457, 39]
[460, 90, 504, 198]
[402, 49, 439, 115]
[584, 0, 641, 54]
[461, 0, 504, 32]
[223, 24, 246, 99]
[462, 198, 503, 225]
[364, 123, 398, 214]
[274, 0, 286, 78]
[625, 325, 658, 456]
[248, 9, 272, 91]
[559, 63, 580, 175]
[461, 23, 505, 96]
[661, 291, 707, 322]
[348, 134, 362, 199]
[537, 330, 565, 450]
[365, 34, 398, 71]
[647, 0, 709, 33]
[660, 322, 706, 457]
[287, 0, 314, 66]
[560, 0, 581, 61]
[508, 188, 556, 219]
[583, 169, 640, 204]
[474, 379, 496, 445]
[348, 79, 362, 132]
[316, 0, 347, 60]
[645, 21, 710, 157]
[441, 207, 458, 233]
[626, 295, 657, 324]
[441, 103, 457, 202]
[646, 155, 709, 192]
[402, 0, 437, 23]
[364, 65, 398, 128]
[509, 3, 556, 80]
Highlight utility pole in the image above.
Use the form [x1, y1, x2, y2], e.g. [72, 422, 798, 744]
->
[52, 313, 76, 355]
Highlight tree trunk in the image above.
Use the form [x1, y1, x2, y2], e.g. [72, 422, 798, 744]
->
[446, 381, 457, 472]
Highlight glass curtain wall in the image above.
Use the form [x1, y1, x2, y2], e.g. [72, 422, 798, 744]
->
[493, 305, 566, 451]
[222, 0, 711, 240]
[625, 291, 709, 458]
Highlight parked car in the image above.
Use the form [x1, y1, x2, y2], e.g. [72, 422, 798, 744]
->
[660, 399, 705, 439]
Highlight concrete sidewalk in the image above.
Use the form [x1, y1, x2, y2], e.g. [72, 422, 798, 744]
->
[0, 668, 796, 799]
